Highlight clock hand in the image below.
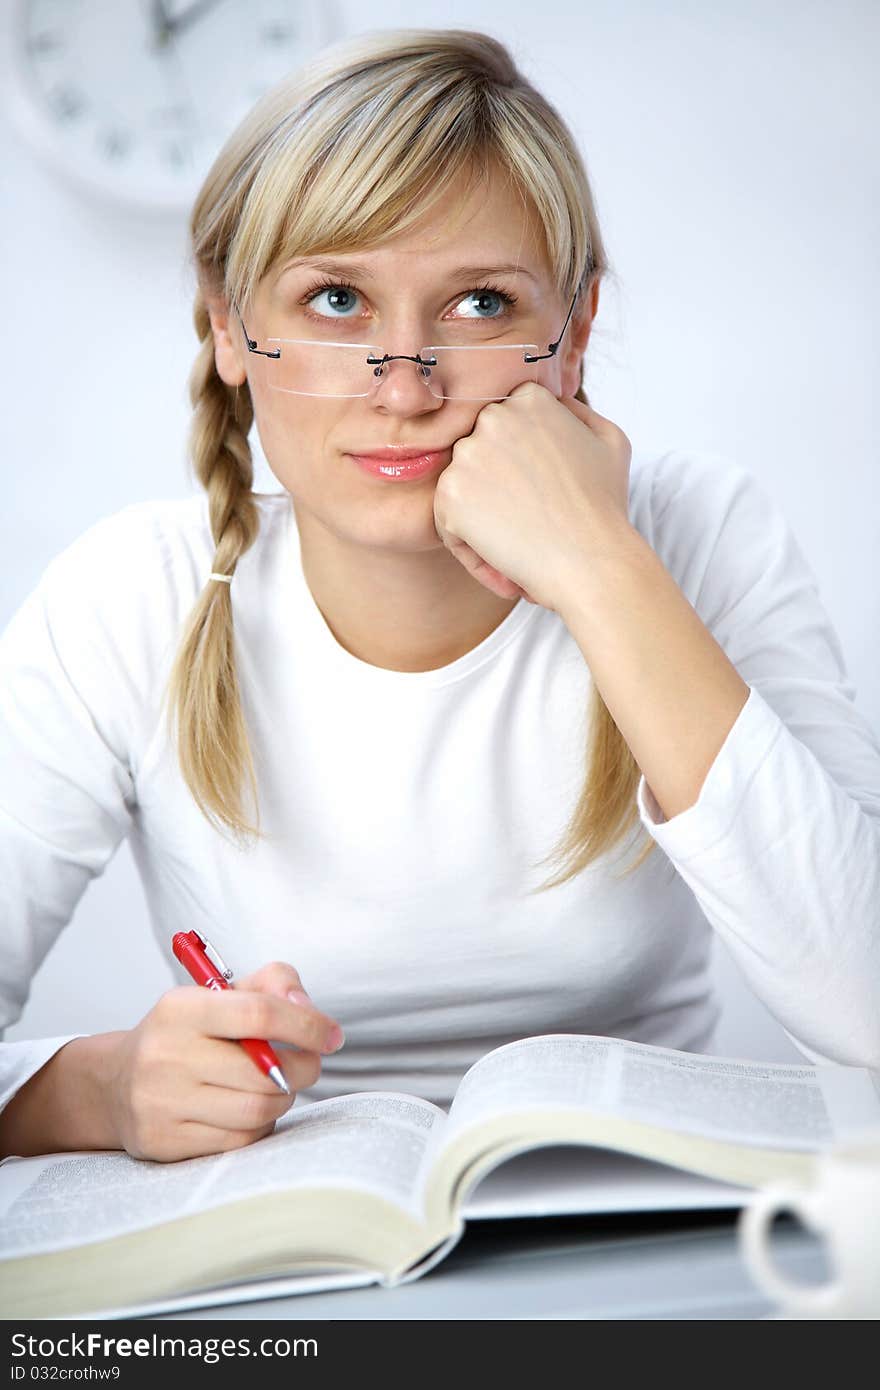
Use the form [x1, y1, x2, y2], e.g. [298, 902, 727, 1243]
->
[150, 0, 203, 163]
[149, 0, 174, 48]
[164, 0, 230, 39]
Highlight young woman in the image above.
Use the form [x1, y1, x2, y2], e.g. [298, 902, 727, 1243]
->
[1, 29, 878, 1164]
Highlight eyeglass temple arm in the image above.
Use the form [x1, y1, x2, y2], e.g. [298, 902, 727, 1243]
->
[523, 286, 580, 364]
[234, 304, 281, 359]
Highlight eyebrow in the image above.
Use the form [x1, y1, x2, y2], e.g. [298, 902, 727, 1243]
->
[277, 258, 538, 284]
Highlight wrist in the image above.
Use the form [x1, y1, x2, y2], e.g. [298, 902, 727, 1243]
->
[0, 1032, 127, 1158]
[73, 1032, 128, 1149]
[553, 517, 652, 628]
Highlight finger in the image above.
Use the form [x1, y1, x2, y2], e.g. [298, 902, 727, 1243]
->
[170, 1119, 278, 1160]
[190, 987, 343, 1055]
[467, 558, 525, 599]
[566, 399, 631, 456]
[184, 1080, 295, 1134]
[558, 395, 601, 428]
[235, 959, 307, 998]
[274, 1044, 323, 1095]
[442, 535, 523, 598]
[232, 963, 342, 1051]
[196, 1036, 323, 1095]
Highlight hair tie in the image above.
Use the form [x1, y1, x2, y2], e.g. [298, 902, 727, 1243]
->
[209, 573, 233, 584]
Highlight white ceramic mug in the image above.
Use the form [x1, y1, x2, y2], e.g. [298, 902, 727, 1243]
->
[739, 1128, 880, 1319]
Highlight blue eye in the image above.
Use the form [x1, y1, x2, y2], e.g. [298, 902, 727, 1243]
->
[301, 279, 360, 318]
[297, 278, 519, 325]
[456, 287, 517, 318]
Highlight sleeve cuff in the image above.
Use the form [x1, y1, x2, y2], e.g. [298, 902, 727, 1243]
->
[0, 1034, 88, 1118]
[636, 684, 783, 861]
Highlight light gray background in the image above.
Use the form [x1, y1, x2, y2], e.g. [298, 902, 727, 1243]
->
[2, 0, 878, 1063]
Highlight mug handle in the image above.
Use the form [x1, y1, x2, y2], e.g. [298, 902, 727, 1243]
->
[739, 1185, 842, 1315]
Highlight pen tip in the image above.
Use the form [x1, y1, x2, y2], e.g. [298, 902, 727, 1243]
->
[268, 1065, 291, 1096]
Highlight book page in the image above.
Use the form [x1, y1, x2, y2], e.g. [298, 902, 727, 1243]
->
[440, 1034, 880, 1154]
[0, 1093, 446, 1259]
[207, 1093, 444, 1216]
[459, 1144, 749, 1217]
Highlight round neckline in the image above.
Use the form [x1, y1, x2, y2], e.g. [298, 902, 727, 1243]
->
[278, 495, 539, 688]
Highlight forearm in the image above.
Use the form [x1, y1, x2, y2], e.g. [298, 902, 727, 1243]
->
[0, 1033, 125, 1159]
[558, 522, 750, 821]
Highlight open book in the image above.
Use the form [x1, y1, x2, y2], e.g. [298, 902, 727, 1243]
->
[2, 1032, 878, 1319]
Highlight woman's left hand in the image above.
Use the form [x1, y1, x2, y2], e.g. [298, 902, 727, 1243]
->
[432, 381, 634, 613]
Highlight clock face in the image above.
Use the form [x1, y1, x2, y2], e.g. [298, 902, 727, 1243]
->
[3, 0, 340, 210]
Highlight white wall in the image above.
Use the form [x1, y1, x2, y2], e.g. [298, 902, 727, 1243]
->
[3, 1, 878, 1064]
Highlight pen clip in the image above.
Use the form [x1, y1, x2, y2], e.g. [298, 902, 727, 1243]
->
[191, 929, 234, 982]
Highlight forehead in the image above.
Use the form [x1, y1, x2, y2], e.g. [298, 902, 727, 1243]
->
[268, 168, 552, 290]
[383, 172, 549, 261]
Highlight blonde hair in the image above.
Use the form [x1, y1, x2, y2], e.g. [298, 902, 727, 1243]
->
[165, 27, 656, 890]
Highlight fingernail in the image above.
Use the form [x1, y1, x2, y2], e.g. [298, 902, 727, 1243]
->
[324, 1024, 345, 1053]
[287, 989, 312, 1007]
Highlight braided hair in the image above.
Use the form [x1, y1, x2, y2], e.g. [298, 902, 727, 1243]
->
[162, 290, 263, 844]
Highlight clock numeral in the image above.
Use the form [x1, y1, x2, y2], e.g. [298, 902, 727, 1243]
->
[49, 85, 86, 123]
[163, 142, 190, 170]
[262, 23, 296, 46]
[100, 129, 132, 162]
[156, 103, 192, 127]
[27, 32, 64, 58]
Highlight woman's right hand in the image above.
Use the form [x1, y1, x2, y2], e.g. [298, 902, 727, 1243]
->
[104, 962, 344, 1162]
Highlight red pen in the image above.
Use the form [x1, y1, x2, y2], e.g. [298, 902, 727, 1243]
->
[171, 929, 290, 1096]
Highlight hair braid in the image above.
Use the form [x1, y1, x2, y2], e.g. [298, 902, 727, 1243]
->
[161, 292, 265, 846]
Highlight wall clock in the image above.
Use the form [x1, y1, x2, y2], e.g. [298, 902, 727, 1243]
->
[1, 0, 341, 211]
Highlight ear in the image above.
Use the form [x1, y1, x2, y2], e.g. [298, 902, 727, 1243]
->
[204, 292, 248, 388]
[558, 278, 599, 399]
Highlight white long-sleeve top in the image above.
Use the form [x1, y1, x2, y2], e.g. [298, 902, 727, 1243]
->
[2, 450, 879, 1117]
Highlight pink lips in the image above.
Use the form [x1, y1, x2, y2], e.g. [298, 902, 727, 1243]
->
[347, 448, 451, 481]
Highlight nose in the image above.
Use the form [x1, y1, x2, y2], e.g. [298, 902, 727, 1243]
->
[368, 353, 445, 417]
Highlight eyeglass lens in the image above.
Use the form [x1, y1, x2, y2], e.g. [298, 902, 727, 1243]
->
[251, 340, 542, 400]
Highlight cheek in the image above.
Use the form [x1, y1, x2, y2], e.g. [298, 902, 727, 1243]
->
[534, 354, 563, 395]
[249, 389, 346, 469]
[244, 372, 274, 427]
[247, 372, 326, 429]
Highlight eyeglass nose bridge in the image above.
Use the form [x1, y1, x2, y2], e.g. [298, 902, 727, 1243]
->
[366, 351, 438, 382]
